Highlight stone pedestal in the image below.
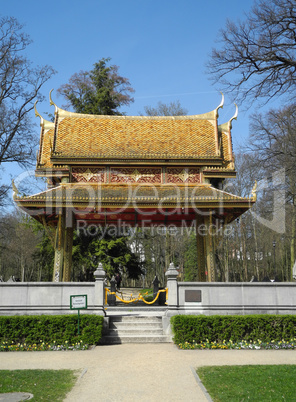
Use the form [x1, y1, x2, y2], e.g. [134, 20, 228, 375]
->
[165, 262, 179, 308]
[94, 262, 106, 308]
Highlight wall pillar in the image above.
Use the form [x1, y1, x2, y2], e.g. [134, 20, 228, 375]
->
[94, 262, 106, 308]
[165, 262, 179, 307]
[53, 209, 65, 282]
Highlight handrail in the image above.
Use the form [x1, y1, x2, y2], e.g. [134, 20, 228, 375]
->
[105, 288, 168, 305]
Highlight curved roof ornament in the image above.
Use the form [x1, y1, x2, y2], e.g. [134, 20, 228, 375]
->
[229, 103, 238, 128]
[12, 179, 20, 197]
[34, 100, 43, 124]
[34, 99, 54, 131]
[49, 89, 58, 113]
[217, 91, 224, 110]
[215, 92, 224, 118]
[251, 180, 257, 201]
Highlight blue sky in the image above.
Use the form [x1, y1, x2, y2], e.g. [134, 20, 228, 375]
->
[1, 0, 262, 196]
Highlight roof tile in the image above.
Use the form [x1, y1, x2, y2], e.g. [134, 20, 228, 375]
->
[54, 116, 217, 159]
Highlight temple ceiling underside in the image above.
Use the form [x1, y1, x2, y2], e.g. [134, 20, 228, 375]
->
[15, 183, 254, 226]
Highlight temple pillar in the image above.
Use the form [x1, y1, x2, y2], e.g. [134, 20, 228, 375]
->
[196, 213, 215, 282]
[62, 226, 73, 282]
[53, 209, 65, 282]
[62, 209, 74, 282]
[204, 214, 215, 282]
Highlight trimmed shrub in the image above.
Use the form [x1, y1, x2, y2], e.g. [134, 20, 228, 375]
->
[171, 315, 296, 344]
[0, 315, 104, 345]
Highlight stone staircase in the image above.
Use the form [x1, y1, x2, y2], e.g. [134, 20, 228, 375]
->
[100, 315, 172, 344]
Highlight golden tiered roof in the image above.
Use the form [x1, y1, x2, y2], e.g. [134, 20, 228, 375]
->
[35, 93, 236, 170]
[14, 182, 255, 225]
[14, 96, 255, 225]
[14, 183, 254, 207]
[53, 115, 217, 159]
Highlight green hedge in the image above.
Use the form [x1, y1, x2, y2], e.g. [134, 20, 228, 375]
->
[171, 315, 296, 344]
[0, 315, 104, 345]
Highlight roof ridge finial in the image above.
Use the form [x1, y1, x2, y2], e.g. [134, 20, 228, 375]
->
[49, 89, 58, 113]
[229, 103, 238, 128]
[12, 179, 20, 198]
[34, 100, 43, 124]
[217, 92, 224, 110]
[251, 180, 257, 201]
[34, 99, 54, 130]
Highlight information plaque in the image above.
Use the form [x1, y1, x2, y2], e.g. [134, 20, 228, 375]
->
[185, 290, 202, 302]
[70, 294, 88, 310]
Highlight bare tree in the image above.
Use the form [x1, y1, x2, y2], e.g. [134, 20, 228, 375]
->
[207, 0, 296, 106]
[0, 16, 55, 205]
[248, 104, 296, 198]
[247, 104, 296, 278]
[142, 100, 188, 116]
[0, 182, 8, 207]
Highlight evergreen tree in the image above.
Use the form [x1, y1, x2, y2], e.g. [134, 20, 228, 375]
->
[72, 230, 143, 281]
[58, 57, 134, 115]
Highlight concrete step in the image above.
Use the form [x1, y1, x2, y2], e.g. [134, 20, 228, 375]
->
[105, 306, 167, 316]
[101, 334, 172, 344]
[111, 315, 162, 323]
[100, 315, 172, 344]
[109, 328, 164, 335]
[110, 322, 163, 330]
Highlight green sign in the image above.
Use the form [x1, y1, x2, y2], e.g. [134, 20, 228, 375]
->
[70, 295, 88, 335]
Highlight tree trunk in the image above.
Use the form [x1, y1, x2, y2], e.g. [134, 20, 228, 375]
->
[224, 235, 229, 282]
[252, 216, 260, 281]
[290, 198, 296, 281]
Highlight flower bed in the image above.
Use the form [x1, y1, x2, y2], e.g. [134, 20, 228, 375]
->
[0, 339, 90, 351]
[179, 338, 296, 350]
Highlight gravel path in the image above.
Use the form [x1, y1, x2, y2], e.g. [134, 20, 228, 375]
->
[1, 344, 296, 401]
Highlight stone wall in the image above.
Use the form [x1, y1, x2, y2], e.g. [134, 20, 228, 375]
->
[0, 282, 105, 316]
[160, 274, 296, 335]
[175, 282, 296, 315]
[1, 271, 296, 319]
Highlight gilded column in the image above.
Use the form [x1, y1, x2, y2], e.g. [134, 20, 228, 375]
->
[53, 209, 65, 282]
[63, 226, 73, 282]
[62, 209, 74, 282]
[204, 214, 215, 282]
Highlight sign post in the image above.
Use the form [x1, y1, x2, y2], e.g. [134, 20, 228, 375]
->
[70, 295, 88, 335]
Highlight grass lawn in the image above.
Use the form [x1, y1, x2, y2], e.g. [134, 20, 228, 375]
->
[0, 369, 77, 401]
[197, 365, 296, 401]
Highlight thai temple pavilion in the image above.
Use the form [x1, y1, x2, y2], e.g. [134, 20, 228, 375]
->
[14, 92, 255, 283]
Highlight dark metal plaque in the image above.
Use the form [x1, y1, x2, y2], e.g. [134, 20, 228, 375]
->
[185, 290, 202, 302]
